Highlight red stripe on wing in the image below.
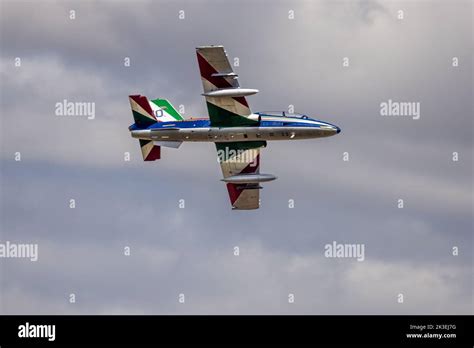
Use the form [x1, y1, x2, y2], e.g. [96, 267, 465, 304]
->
[145, 145, 161, 161]
[225, 154, 259, 205]
[196, 52, 249, 109]
[240, 154, 259, 174]
[226, 183, 245, 205]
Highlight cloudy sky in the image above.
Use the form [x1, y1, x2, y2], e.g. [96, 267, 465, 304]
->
[0, 0, 472, 314]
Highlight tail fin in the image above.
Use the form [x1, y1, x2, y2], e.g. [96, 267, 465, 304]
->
[129, 95, 184, 129]
[150, 98, 184, 121]
[129, 95, 157, 128]
[129, 95, 184, 161]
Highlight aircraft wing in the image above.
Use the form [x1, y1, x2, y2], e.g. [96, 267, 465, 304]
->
[196, 46, 259, 127]
[216, 141, 266, 210]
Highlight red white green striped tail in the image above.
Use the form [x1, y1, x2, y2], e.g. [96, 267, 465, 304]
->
[129, 95, 184, 128]
[129, 95, 184, 161]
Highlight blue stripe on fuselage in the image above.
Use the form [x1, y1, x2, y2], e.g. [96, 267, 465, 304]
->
[129, 118, 334, 130]
[148, 120, 211, 129]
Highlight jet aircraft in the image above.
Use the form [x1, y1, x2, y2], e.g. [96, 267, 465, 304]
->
[128, 45, 341, 210]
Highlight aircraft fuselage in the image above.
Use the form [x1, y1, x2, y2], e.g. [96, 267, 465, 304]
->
[130, 113, 341, 143]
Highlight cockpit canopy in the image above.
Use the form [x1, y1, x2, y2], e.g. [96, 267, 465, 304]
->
[256, 111, 309, 119]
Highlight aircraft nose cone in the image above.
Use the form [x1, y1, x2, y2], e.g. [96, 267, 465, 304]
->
[336, 126, 341, 134]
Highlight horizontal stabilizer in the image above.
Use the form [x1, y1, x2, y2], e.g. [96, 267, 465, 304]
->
[129, 95, 184, 128]
[129, 95, 157, 128]
[139, 140, 161, 161]
[154, 141, 183, 149]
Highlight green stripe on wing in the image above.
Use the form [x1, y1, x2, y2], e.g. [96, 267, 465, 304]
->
[207, 102, 259, 127]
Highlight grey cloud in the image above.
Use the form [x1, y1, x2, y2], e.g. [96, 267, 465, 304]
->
[0, 0, 472, 314]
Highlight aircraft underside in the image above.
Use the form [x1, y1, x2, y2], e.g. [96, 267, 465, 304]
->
[131, 126, 338, 143]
